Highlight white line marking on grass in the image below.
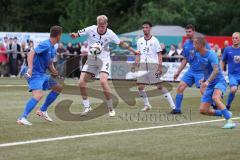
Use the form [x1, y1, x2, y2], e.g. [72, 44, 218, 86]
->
[0, 117, 239, 148]
[0, 84, 27, 87]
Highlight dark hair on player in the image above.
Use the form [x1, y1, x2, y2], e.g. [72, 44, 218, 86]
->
[185, 24, 195, 31]
[142, 21, 153, 27]
[50, 25, 62, 38]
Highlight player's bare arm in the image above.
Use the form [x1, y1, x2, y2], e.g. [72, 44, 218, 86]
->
[119, 41, 139, 55]
[174, 58, 188, 80]
[48, 62, 58, 76]
[26, 50, 35, 77]
[202, 64, 219, 88]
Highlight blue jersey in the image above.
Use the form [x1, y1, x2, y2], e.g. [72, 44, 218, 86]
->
[33, 39, 56, 74]
[222, 46, 240, 75]
[196, 50, 225, 85]
[182, 39, 211, 73]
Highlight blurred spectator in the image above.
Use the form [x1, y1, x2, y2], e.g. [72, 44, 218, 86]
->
[7, 38, 18, 77]
[0, 42, 8, 77]
[221, 40, 229, 71]
[160, 43, 167, 62]
[80, 41, 89, 66]
[66, 42, 74, 56]
[166, 44, 177, 62]
[213, 44, 221, 59]
[176, 42, 183, 62]
[73, 42, 81, 77]
[221, 40, 229, 54]
[28, 40, 34, 51]
[56, 43, 67, 77]
[14, 37, 23, 74]
[3, 37, 8, 48]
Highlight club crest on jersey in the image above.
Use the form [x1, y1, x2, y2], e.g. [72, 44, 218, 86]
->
[234, 56, 240, 63]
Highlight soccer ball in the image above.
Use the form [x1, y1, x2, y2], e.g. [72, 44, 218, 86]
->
[89, 42, 102, 55]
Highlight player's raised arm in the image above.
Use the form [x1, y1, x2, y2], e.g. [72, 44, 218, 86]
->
[119, 41, 139, 55]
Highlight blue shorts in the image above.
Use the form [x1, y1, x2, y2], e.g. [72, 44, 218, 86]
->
[27, 74, 58, 92]
[181, 69, 204, 88]
[228, 74, 240, 87]
[201, 81, 227, 103]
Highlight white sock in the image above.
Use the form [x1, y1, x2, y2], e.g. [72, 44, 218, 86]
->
[106, 99, 113, 111]
[82, 99, 90, 108]
[163, 92, 176, 109]
[138, 90, 150, 106]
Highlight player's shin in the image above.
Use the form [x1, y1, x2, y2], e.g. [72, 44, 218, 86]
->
[138, 90, 150, 107]
[40, 91, 59, 111]
[20, 97, 39, 118]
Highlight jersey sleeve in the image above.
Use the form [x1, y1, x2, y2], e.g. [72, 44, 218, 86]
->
[155, 39, 162, 54]
[109, 30, 121, 45]
[221, 47, 228, 62]
[77, 26, 92, 37]
[34, 41, 50, 55]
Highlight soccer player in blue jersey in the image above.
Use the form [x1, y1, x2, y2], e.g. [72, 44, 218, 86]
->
[221, 32, 240, 110]
[172, 24, 207, 114]
[17, 26, 63, 125]
[194, 36, 235, 129]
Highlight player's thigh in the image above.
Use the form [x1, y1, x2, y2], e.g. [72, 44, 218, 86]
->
[99, 59, 111, 75]
[99, 71, 109, 85]
[79, 72, 93, 84]
[213, 81, 227, 99]
[81, 58, 98, 76]
[181, 71, 195, 87]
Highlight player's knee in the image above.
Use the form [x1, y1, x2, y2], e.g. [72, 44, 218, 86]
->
[53, 85, 63, 93]
[230, 87, 237, 94]
[212, 95, 220, 103]
[199, 108, 208, 115]
[100, 79, 107, 86]
[33, 93, 43, 101]
[177, 85, 185, 93]
[138, 85, 144, 91]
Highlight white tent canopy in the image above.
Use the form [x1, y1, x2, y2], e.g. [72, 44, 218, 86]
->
[121, 25, 204, 36]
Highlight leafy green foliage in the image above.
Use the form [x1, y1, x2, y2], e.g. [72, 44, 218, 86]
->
[0, 0, 239, 35]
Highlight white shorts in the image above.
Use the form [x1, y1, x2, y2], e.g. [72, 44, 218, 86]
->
[81, 55, 111, 76]
[136, 63, 162, 84]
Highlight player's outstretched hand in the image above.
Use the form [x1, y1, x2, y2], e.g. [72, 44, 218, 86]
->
[69, 33, 78, 39]
[25, 68, 32, 78]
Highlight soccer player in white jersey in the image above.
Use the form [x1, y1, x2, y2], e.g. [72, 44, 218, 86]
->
[134, 21, 176, 111]
[70, 15, 138, 116]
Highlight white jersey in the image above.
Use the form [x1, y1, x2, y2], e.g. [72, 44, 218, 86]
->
[78, 25, 121, 60]
[137, 36, 162, 63]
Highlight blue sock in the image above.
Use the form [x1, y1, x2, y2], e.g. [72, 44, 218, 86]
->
[221, 108, 231, 120]
[40, 91, 59, 111]
[226, 92, 235, 107]
[20, 97, 39, 118]
[214, 110, 222, 117]
[175, 94, 183, 111]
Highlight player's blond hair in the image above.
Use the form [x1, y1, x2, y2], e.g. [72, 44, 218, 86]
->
[97, 15, 108, 24]
[232, 32, 240, 37]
